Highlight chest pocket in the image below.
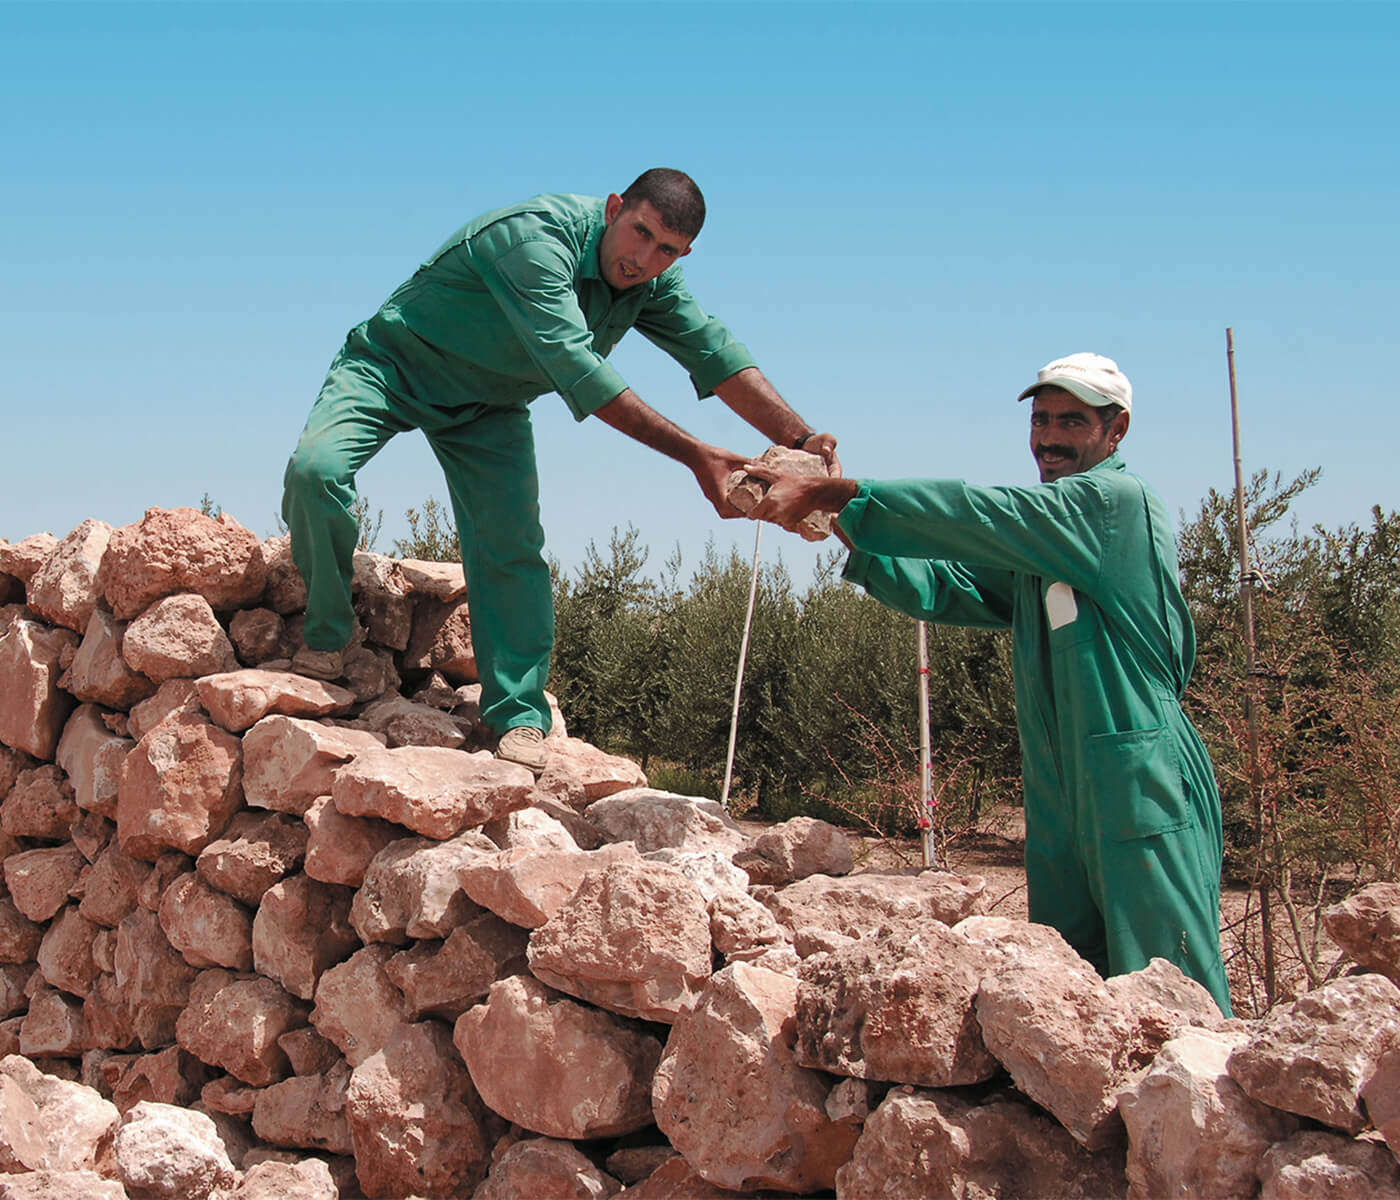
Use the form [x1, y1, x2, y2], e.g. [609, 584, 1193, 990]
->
[1045, 580, 1094, 648]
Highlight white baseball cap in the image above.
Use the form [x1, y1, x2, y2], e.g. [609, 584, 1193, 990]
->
[1017, 352, 1133, 413]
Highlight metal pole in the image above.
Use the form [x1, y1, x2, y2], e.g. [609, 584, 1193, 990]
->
[917, 621, 936, 868]
[720, 523, 763, 812]
[1227, 327, 1276, 1002]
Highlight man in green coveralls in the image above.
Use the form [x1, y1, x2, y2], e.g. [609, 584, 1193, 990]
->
[282, 169, 838, 774]
[745, 352, 1231, 1014]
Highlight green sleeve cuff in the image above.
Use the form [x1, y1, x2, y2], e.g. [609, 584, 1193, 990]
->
[562, 359, 629, 421]
[840, 548, 875, 588]
[835, 482, 873, 539]
[689, 342, 757, 399]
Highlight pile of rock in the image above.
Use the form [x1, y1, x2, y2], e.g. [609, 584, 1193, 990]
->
[2, 508, 1400, 1199]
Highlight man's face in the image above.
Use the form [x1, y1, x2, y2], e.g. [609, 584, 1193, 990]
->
[597, 194, 693, 289]
[1029, 387, 1129, 483]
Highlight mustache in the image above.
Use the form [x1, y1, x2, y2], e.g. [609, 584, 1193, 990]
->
[1036, 444, 1076, 460]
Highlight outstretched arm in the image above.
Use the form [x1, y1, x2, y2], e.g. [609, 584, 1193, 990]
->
[713, 367, 842, 477]
[592, 389, 751, 518]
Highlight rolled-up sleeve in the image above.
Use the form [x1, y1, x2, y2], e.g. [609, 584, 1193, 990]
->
[478, 240, 630, 420]
[633, 267, 756, 398]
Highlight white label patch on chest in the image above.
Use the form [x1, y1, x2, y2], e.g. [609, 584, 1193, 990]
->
[1045, 581, 1079, 630]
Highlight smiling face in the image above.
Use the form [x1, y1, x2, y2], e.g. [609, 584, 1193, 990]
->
[1029, 386, 1130, 482]
[597, 194, 693, 289]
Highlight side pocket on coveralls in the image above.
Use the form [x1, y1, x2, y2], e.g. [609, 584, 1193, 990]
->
[1085, 725, 1192, 842]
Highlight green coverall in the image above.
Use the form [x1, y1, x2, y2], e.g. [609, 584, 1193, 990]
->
[282, 193, 754, 735]
[840, 453, 1233, 1014]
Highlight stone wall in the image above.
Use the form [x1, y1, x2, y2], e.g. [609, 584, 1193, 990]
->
[1, 508, 1399, 1199]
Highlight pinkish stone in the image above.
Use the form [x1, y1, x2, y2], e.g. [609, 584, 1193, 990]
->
[794, 923, 998, 1087]
[385, 913, 529, 1021]
[531, 738, 648, 810]
[0, 900, 44, 966]
[197, 669, 356, 734]
[36, 905, 100, 997]
[4, 845, 85, 923]
[481, 804, 580, 853]
[2, 765, 79, 840]
[252, 874, 358, 1002]
[278, 1026, 341, 1077]
[0, 1054, 120, 1173]
[113, 909, 200, 1050]
[397, 558, 466, 601]
[176, 969, 310, 1086]
[98, 506, 267, 620]
[58, 610, 157, 709]
[55, 704, 132, 818]
[310, 945, 407, 1068]
[116, 711, 243, 860]
[345, 1021, 495, 1200]
[26, 519, 113, 633]
[251, 1062, 353, 1155]
[127, 678, 202, 741]
[196, 810, 308, 906]
[18, 988, 85, 1057]
[352, 694, 467, 749]
[349, 831, 497, 945]
[228, 607, 290, 665]
[458, 842, 643, 929]
[105, 1046, 208, 1112]
[527, 859, 713, 1023]
[0, 612, 78, 760]
[475, 1137, 621, 1200]
[726, 445, 836, 541]
[1323, 882, 1400, 987]
[111, 1099, 238, 1198]
[351, 552, 413, 651]
[733, 815, 854, 886]
[201, 1074, 258, 1116]
[0, 534, 58, 583]
[303, 795, 400, 887]
[78, 843, 152, 928]
[121, 592, 239, 682]
[157, 872, 254, 970]
[1362, 1041, 1400, 1159]
[653, 962, 860, 1193]
[455, 974, 662, 1139]
[241, 715, 384, 816]
[403, 596, 477, 683]
[332, 746, 533, 840]
[1258, 1129, 1400, 1198]
[584, 788, 747, 853]
[260, 535, 308, 615]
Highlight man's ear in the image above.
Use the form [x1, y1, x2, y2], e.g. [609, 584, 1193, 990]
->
[1111, 411, 1131, 444]
[604, 193, 624, 224]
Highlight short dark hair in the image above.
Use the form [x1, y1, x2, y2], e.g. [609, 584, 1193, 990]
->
[619, 168, 706, 239]
[1097, 403, 1126, 428]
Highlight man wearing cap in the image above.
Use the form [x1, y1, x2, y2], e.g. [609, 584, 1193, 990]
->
[745, 353, 1232, 1014]
[281, 168, 838, 774]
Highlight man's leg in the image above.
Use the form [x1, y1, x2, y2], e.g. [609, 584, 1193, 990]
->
[282, 340, 411, 660]
[424, 403, 554, 746]
[1024, 794, 1110, 976]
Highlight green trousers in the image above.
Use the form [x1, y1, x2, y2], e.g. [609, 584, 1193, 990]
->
[281, 325, 554, 735]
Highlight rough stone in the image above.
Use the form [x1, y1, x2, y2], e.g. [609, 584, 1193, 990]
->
[481, 804, 580, 853]
[252, 874, 359, 1002]
[122, 591, 239, 682]
[176, 968, 310, 1086]
[531, 737, 648, 810]
[26, 519, 112, 633]
[352, 551, 414, 650]
[0, 534, 58, 584]
[112, 1099, 238, 1198]
[528, 859, 713, 1023]
[0, 899, 45, 966]
[197, 668, 357, 734]
[35, 904, 100, 997]
[350, 831, 497, 945]
[403, 596, 477, 683]
[197, 810, 309, 906]
[98, 506, 267, 620]
[127, 678, 203, 741]
[0, 613, 78, 760]
[1227, 973, 1400, 1133]
[353, 693, 468, 749]
[5, 845, 86, 923]
[251, 1060, 353, 1156]
[242, 714, 384, 816]
[458, 842, 643, 929]
[1323, 882, 1400, 987]
[59, 609, 157, 708]
[1362, 1040, 1400, 1160]
[303, 794, 401, 887]
[55, 703, 132, 818]
[112, 909, 200, 1050]
[2, 764, 79, 840]
[584, 788, 747, 854]
[385, 912, 528, 1021]
[454, 973, 662, 1139]
[1258, 1129, 1400, 1199]
[653, 961, 860, 1193]
[228, 606, 290, 665]
[260, 535, 308, 615]
[0, 1054, 119, 1171]
[835, 1084, 1127, 1200]
[475, 1137, 622, 1200]
[157, 872, 254, 970]
[18, 988, 85, 1057]
[726, 444, 836, 540]
[332, 745, 534, 840]
[733, 815, 854, 885]
[310, 944, 407, 1067]
[117, 711, 243, 860]
[79, 843, 152, 928]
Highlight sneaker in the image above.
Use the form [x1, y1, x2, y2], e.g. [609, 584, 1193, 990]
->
[496, 725, 549, 774]
[290, 645, 346, 682]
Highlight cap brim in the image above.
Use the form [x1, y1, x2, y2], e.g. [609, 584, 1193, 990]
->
[1017, 376, 1118, 408]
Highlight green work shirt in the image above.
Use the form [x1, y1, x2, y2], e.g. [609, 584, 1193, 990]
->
[838, 452, 1223, 877]
[361, 193, 756, 420]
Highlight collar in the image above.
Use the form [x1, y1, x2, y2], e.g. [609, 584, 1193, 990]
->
[579, 199, 607, 283]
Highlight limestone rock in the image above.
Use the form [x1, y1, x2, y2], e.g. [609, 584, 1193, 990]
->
[481, 803, 580, 853]
[351, 551, 413, 651]
[117, 711, 243, 860]
[99, 506, 266, 620]
[345, 1020, 495, 1199]
[794, 923, 998, 1086]
[35, 904, 100, 997]
[0, 1055, 118, 1173]
[79, 843, 153, 928]
[2, 764, 79, 840]
[584, 788, 747, 855]
[252, 874, 358, 1002]
[350, 831, 497, 945]
[5, 845, 86, 923]
[531, 737, 648, 810]
[1258, 1129, 1400, 1199]
[157, 872, 254, 971]
[0, 533, 58, 584]
[709, 887, 792, 962]
[353, 693, 467, 749]
[18, 988, 85, 1057]
[231, 1157, 340, 1200]
[403, 596, 477, 682]
[475, 1137, 622, 1200]
[310, 944, 407, 1067]
[835, 1084, 1127, 1200]
[733, 815, 854, 885]
[1362, 1041, 1400, 1160]
[122, 591, 239, 682]
[112, 909, 200, 1050]
[176, 968, 309, 1087]
[762, 869, 988, 956]
[653, 961, 859, 1193]
[228, 606, 290, 665]
[197, 810, 309, 906]
[527, 859, 713, 1023]
[726, 444, 836, 541]
[0, 611, 78, 760]
[303, 794, 401, 887]
[458, 842, 643, 929]
[242, 714, 383, 816]
[251, 1060, 353, 1155]
[1120, 1025, 1300, 1200]
[454, 974, 662, 1139]
[127, 678, 203, 741]
[259, 535, 307, 615]
[1323, 882, 1400, 986]
[0, 899, 45, 966]
[112, 1099, 238, 1198]
[26, 518, 112, 633]
[1227, 973, 1400, 1133]
[59, 609, 157, 708]
[0, 1171, 126, 1199]
[55, 703, 132, 818]
[197, 669, 356, 734]
[385, 912, 528, 1021]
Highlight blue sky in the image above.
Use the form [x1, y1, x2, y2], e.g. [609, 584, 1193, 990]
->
[4, 0, 1396, 589]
